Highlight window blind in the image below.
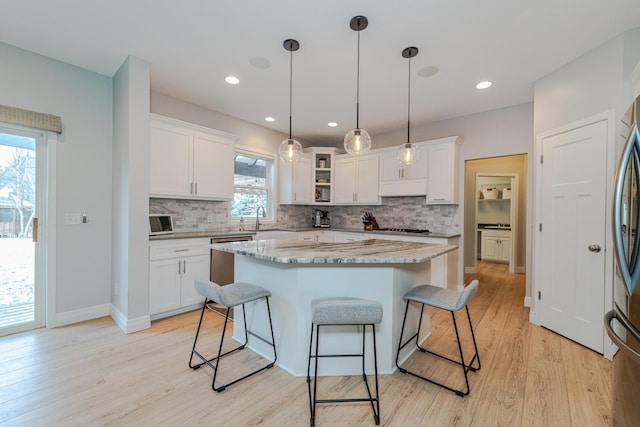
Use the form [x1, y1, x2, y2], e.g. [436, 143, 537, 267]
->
[0, 104, 62, 133]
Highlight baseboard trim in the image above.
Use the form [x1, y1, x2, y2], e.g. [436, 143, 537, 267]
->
[524, 296, 532, 308]
[465, 266, 477, 274]
[55, 303, 110, 327]
[110, 305, 150, 334]
[515, 266, 526, 274]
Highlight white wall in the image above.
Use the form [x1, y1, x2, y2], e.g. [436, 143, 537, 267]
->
[112, 56, 150, 332]
[0, 42, 113, 322]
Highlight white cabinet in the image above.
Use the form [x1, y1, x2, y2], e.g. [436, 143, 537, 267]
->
[378, 142, 428, 197]
[149, 114, 235, 201]
[149, 238, 211, 317]
[334, 154, 380, 204]
[426, 136, 462, 205]
[255, 230, 297, 240]
[332, 232, 370, 243]
[279, 153, 312, 204]
[297, 230, 334, 242]
[481, 230, 511, 263]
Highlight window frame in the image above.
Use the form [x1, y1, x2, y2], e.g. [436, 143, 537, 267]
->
[231, 146, 277, 225]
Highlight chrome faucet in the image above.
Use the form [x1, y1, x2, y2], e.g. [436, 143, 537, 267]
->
[256, 206, 266, 230]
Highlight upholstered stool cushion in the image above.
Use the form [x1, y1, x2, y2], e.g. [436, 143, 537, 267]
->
[403, 280, 479, 312]
[311, 297, 383, 325]
[194, 279, 271, 308]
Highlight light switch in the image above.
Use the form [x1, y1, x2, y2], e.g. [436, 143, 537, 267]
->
[65, 213, 82, 225]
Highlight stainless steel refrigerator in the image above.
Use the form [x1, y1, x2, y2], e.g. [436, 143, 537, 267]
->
[607, 93, 640, 426]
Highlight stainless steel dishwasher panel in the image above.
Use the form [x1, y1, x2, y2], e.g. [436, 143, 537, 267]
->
[210, 235, 253, 285]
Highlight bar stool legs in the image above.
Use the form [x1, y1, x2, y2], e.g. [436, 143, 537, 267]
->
[189, 280, 277, 392]
[307, 298, 382, 426]
[396, 280, 481, 397]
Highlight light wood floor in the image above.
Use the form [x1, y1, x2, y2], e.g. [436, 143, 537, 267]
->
[0, 262, 612, 426]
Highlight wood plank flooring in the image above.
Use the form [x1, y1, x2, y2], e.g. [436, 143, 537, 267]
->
[0, 262, 612, 426]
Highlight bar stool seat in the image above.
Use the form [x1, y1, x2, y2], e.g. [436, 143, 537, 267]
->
[189, 279, 276, 392]
[396, 280, 481, 397]
[308, 297, 383, 426]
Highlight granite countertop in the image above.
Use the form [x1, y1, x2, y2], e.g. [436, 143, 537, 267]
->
[148, 227, 460, 241]
[211, 238, 458, 264]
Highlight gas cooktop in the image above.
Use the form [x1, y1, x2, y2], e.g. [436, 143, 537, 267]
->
[376, 228, 431, 234]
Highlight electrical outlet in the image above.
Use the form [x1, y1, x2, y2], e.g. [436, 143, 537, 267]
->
[207, 213, 214, 223]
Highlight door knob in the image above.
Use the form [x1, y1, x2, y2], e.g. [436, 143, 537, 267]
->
[588, 244, 601, 253]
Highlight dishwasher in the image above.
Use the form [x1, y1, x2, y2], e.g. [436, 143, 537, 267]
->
[209, 234, 254, 317]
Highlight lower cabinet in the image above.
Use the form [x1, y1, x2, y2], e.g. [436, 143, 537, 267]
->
[481, 230, 511, 263]
[149, 238, 210, 317]
[297, 230, 334, 242]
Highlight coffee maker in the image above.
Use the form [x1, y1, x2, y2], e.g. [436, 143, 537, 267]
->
[314, 210, 331, 228]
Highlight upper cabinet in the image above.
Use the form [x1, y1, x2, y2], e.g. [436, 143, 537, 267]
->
[279, 153, 312, 204]
[426, 136, 462, 205]
[378, 141, 428, 197]
[334, 153, 380, 204]
[149, 114, 236, 201]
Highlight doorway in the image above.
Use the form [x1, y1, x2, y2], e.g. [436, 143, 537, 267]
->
[0, 126, 45, 336]
[464, 154, 528, 276]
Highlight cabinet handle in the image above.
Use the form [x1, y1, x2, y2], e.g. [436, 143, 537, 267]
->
[398, 169, 402, 179]
[178, 260, 181, 275]
[174, 248, 189, 252]
[190, 182, 194, 194]
[194, 182, 198, 195]
[183, 260, 186, 274]
[294, 192, 296, 201]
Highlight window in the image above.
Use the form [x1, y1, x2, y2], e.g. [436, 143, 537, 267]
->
[231, 150, 275, 221]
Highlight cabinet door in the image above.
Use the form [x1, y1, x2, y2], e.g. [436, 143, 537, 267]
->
[192, 131, 234, 200]
[150, 121, 192, 198]
[426, 143, 452, 204]
[293, 155, 312, 203]
[355, 155, 379, 203]
[297, 231, 315, 241]
[481, 235, 500, 261]
[379, 151, 403, 181]
[149, 258, 182, 315]
[180, 253, 210, 307]
[334, 157, 357, 204]
[500, 238, 512, 262]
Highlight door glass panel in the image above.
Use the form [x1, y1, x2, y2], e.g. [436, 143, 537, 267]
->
[0, 132, 37, 331]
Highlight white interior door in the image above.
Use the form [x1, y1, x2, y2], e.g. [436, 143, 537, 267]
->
[538, 119, 607, 353]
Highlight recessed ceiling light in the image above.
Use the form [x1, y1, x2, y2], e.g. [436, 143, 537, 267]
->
[328, 122, 338, 127]
[417, 66, 439, 77]
[225, 75, 240, 85]
[265, 117, 275, 122]
[476, 81, 492, 89]
[250, 57, 272, 69]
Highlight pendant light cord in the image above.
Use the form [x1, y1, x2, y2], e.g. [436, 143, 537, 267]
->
[288, 47, 293, 140]
[356, 27, 361, 129]
[407, 55, 411, 143]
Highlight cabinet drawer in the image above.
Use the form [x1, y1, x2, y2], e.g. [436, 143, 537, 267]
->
[149, 238, 210, 260]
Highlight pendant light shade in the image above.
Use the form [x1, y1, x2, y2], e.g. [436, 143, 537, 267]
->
[397, 46, 419, 165]
[344, 15, 372, 156]
[278, 39, 303, 162]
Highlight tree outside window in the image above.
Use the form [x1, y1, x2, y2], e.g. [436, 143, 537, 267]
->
[231, 152, 274, 220]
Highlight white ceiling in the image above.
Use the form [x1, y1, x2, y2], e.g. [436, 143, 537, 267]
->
[2, 1, 639, 145]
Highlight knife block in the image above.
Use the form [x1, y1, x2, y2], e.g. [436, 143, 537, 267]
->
[364, 223, 374, 231]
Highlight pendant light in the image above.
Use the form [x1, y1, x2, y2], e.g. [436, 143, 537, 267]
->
[344, 15, 372, 156]
[278, 39, 303, 162]
[397, 46, 419, 165]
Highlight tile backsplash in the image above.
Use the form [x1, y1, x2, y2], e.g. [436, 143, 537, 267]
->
[150, 197, 459, 234]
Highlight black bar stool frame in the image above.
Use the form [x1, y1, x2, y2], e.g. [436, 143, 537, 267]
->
[307, 322, 380, 426]
[395, 281, 481, 397]
[189, 294, 276, 392]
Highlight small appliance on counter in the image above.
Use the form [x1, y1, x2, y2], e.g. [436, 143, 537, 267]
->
[314, 210, 331, 228]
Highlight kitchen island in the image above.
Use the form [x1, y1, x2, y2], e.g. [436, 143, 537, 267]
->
[211, 238, 458, 376]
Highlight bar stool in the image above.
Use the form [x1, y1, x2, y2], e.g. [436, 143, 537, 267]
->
[307, 297, 383, 426]
[396, 280, 480, 397]
[189, 279, 277, 392]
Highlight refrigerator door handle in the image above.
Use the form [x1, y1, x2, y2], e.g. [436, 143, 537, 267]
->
[605, 307, 640, 363]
